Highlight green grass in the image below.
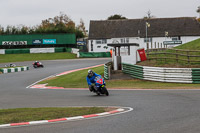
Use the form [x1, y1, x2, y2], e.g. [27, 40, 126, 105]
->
[107, 79, 200, 89]
[39, 66, 200, 89]
[176, 38, 200, 50]
[0, 107, 108, 124]
[0, 52, 76, 63]
[144, 38, 200, 67]
[40, 66, 104, 88]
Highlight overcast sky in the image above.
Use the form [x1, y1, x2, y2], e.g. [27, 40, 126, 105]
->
[0, 0, 199, 30]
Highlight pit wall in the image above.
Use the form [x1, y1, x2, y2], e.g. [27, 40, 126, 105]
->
[122, 63, 200, 84]
[0, 47, 78, 54]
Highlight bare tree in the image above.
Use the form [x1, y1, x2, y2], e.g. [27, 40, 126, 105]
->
[77, 18, 87, 37]
[144, 10, 156, 19]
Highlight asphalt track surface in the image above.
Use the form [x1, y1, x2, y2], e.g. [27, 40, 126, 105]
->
[1, 58, 200, 133]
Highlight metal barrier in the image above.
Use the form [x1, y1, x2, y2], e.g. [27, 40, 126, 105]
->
[122, 63, 200, 83]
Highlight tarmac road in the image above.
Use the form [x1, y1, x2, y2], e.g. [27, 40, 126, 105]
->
[1, 58, 200, 133]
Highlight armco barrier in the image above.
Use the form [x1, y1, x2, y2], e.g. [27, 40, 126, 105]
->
[30, 48, 55, 53]
[122, 63, 143, 79]
[122, 63, 200, 83]
[79, 52, 111, 58]
[0, 66, 29, 74]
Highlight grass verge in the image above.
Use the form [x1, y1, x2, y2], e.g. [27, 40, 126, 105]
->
[0, 107, 110, 125]
[0, 52, 76, 63]
[39, 66, 200, 89]
[39, 66, 104, 88]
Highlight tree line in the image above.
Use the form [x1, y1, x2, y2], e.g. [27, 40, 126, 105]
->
[0, 12, 86, 38]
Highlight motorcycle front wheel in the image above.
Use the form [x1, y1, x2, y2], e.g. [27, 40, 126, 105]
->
[102, 87, 109, 96]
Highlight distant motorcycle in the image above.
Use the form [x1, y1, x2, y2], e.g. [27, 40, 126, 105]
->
[92, 76, 109, 96]
[33, 62, 44, 68]
[5, 64, 16, 67]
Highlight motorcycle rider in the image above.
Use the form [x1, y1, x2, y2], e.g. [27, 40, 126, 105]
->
[34, 61, 39, 66]
[86, 69, 101, 92]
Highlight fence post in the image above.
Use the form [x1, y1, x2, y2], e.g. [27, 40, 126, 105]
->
[176, 50, 178, 63]
[147, 43, 149, 54]
[187, 51, 190, 64]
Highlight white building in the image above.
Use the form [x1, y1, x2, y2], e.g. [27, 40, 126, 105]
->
[88, 17, 200, 52]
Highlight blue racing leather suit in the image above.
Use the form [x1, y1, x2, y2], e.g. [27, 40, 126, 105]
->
[86, 73, 101, 86]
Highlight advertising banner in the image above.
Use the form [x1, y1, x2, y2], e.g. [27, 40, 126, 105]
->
[32, 39, 42, 45]
[43, 39, 56, 44]
[163, 41, 182, 45]
[2, 41, 27, 45]
[77, 41, 86, 46]
[137, 48, 147, 61]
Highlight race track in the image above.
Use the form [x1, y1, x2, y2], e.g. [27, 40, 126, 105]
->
[1, 58, 200, 133]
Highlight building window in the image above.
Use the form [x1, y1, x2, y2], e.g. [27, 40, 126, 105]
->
[144, 38, 152, 43]
[96, 39, 107, 44]
[102, 39, 107, 44]
[120, 38, 129, 43]
[120, 38, 125, 43]
[126, 38, 129, 43]
[172, 37, 181, 41]
[91, 40, 93, 51]
[96, 40, 102, 44]
[172, 37, 178, 41]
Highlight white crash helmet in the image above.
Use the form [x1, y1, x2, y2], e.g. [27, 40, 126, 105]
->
[88, 69, 94, 77]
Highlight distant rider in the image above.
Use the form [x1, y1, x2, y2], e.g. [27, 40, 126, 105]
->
[34, 61, 39, 65]
[86, 69, 100, 92]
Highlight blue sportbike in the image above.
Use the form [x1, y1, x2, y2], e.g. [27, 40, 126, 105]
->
[93, 76, 109, 96]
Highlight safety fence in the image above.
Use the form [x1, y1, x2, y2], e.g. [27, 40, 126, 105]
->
[78, 52, 111, 58]
[0, 47, 77, 54]
[0, 66, 29, 74]
[147, 48, 200, 64]
[122, 63, 200, 84]
[104, 62, 112, 80]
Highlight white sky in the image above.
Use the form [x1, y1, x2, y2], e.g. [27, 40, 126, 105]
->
[0, 0, 199, 30]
